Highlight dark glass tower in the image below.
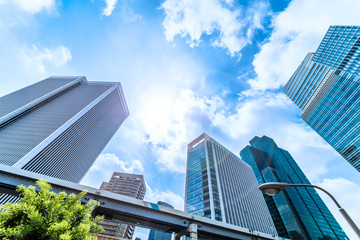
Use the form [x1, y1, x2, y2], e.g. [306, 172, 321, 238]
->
[240, 135, 348, 240]
[283, 25, 360, 172]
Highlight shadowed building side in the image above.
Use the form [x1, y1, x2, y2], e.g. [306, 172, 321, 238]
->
[0, 76, 129, 204]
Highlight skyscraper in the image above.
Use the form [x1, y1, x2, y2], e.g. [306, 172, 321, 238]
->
[185, 133, 277, 236]
[148, 201, 173, 240]
[97, 172, 146, 240]
[0, 76, 129, 183]
[240, 135, 348, 240]
[283, 25, 360, 172]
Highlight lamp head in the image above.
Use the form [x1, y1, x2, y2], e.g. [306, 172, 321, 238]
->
[259, 182, 290, 196]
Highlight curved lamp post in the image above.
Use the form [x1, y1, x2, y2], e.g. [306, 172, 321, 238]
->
[259, 182, 360, 238]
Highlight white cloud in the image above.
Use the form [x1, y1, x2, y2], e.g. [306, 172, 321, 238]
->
[318, 178, 360, 240]
[0, 0, 55, 13]
[0, 5, 73, 96]
[81, 153, 144, 188]
[118, 2, 142, 22]
[133, 229, 150, 240]
[133, 86, 335, 181]
[213, 92, 290, 138]
[0, 3, 73, 97]
[83, 153, 183, 210]
[92, 153, 144, 174]
[103, 0, 118, 16]
[161, 0, 270, 56]
[244, 1, 270, 39]
[145, 183, 184, 210]
[250, 0, 360, 90]
[137, 89, 224, 173]
[20, 45, 72, 74]
[97, 38, 206, 174]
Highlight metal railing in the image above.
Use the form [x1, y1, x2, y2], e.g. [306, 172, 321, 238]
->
[0, 164, 286, 240]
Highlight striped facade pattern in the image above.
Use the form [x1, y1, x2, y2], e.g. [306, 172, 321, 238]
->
[185, 133, 277, 236]
[283, 25, 360, 172]
[0, 76, 129, 182]
[313, 26, 360, 74]
[0, 194, 21, 206]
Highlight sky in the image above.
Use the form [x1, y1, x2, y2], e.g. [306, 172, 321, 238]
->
[1, 0, 360, 239]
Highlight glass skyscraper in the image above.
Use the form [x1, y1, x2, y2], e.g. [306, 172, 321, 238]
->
[240, 135, 348, 240]
[148, 201, 174, 240]
[283, 25, 360, 172]
[0, 76, 129, 183]
[185, 133, 277, 236]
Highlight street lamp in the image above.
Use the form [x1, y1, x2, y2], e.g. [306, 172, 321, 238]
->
[259, 182, 360, 238]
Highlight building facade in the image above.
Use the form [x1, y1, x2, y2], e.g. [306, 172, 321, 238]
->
[97, 172, 146, 240]
[0, 76, 129, 182]
[283, 25, 360, 172]
[240, 135, 348, 240]
[185, 133, 277, 236]
[0, 76, 129, 204]
[148, 201, 173, 240]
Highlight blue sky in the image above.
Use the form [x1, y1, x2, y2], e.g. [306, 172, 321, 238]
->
[1, 0, 360, 239]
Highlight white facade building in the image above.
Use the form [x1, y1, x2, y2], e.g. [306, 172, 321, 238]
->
[185, 133, 277, 236]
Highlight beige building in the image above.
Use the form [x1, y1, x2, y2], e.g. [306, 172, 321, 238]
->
[96, 172, 146, 239]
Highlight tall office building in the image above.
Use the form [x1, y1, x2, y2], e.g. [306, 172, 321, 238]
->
[283, 25, 360, 172]
[240, 135, 348, 240]
[185, 133, 277, 236]
[148, 201, 173, 240]
[0, 76, 129, 182]
[97, 172, 146, 240]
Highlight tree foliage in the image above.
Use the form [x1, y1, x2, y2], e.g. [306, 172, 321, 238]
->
[0, 180, 103, 240]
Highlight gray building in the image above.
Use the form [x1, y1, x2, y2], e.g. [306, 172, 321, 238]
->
[185, 133, 277, 236]
[0, 76, 129, 184]
[148, 201, 174, 240]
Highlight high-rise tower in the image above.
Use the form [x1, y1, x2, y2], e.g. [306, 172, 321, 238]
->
[240, 135, 348, 240]
[97, 172, 146, 240]
[0, 76, 129, 183]
[283, 25, 360, 172]
[185, 133, 277, 236]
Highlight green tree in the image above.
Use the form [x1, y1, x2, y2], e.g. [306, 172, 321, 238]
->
[0, 180, 103, 240]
